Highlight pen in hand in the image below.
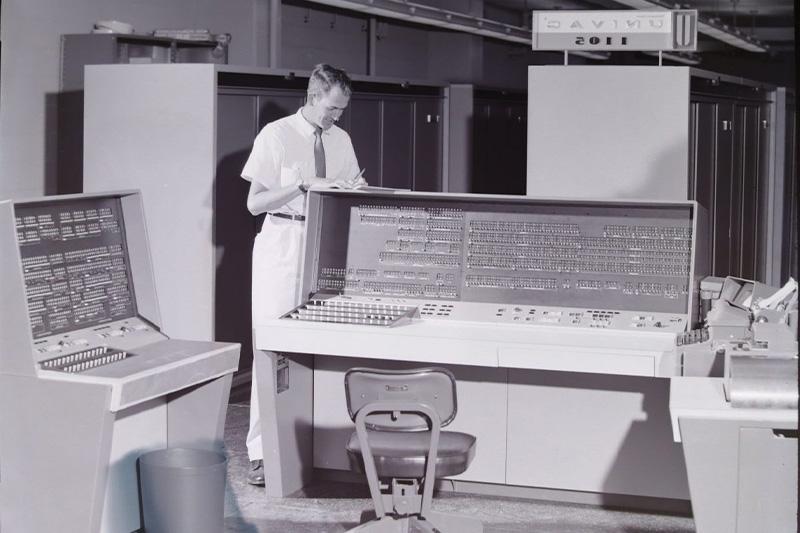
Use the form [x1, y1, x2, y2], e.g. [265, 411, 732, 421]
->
[346, 168, 366, 189]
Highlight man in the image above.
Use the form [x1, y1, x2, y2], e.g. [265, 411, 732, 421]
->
[240, 64, 365, 486]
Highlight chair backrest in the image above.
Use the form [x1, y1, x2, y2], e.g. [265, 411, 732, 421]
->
[344, 367, 458, 431]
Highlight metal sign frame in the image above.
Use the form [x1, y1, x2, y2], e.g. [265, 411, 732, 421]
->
[531, 10, 697, 52]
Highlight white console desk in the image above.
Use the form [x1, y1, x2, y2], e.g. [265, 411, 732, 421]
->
[253, 310, 691, 505]
[251, 189, 704, 507]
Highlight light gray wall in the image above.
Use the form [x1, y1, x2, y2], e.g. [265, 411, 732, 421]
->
[374, 0, 484, 83]
[280, 4, 485, 84]
[0, 0, 259, 201]
[282, 3, 369, 75]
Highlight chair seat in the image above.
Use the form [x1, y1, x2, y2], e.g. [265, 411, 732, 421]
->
[346, 429, 476, 479]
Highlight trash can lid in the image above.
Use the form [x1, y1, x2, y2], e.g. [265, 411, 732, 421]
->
[139, 447, 227, 469]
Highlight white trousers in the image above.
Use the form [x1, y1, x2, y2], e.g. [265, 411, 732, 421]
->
[247, 215, 304, 461]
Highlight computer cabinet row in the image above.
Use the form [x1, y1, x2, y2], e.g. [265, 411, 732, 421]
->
[472, 90, 527, 196]
[690, 97, 772, 282]
[218, 89, 443, 192]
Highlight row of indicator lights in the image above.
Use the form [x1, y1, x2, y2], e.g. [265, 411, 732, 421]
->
[493, 308, 644, 328]
[61, 351, 128, 373]
[296, 309, 400, 320]
[40, 346, 109, 367]
[297, 305, 406, 318]
[41, 348, 127, 369]
[287, 313, 396, 326]
[288, 299, 417, 326]
[307, 300, 415, 312]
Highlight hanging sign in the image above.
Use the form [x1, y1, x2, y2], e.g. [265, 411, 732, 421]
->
[531, 10, 697, 52]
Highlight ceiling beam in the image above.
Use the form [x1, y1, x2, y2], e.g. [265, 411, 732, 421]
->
[611, 0, 771, 51]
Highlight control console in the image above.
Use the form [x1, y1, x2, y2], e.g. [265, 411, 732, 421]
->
[285, 190, 705, 335]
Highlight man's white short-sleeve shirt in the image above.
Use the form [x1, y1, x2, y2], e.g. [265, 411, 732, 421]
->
[241, 108, 360, 215]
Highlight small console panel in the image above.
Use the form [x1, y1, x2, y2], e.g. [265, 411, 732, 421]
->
[15, 197, 137, 339]
[14, 196, 164, 373]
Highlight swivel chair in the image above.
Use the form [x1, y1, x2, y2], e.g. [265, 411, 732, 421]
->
[344, 367, 482, 532]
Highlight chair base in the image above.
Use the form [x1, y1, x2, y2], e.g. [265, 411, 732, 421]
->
[347, 511, 483, 533]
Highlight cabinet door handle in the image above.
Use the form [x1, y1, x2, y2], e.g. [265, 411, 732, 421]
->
[721, 120, 732, 131]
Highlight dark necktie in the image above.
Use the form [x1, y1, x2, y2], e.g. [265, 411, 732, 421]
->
[314, 128, 326, 178]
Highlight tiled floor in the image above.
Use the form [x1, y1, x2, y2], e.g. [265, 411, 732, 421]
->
[222, 403, 696, 532]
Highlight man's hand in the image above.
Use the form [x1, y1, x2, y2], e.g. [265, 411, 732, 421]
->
[345, 176, 367, 189]
[305, 176, 337, 189]
[342, 168, 367, 189]
[305, 173, 367, 190]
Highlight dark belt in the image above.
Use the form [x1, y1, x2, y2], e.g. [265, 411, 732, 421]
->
[255, 211, 305, 233]
[269, 212, 306, 222]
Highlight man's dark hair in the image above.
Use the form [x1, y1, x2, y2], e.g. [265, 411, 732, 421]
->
[307, 64, 352, 99]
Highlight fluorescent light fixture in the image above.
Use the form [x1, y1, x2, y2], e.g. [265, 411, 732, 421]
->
[697, 18, 769, 52]
[643, 51, 702, 65]
[569, 51, 612, 61]
[613, 0, 769, 52]
[304, 0, 610, 60]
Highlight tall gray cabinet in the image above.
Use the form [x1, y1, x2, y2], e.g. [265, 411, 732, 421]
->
[58, 34, 228, 194]
[84, 65, 444, 387]
[526, 66, 795, 290]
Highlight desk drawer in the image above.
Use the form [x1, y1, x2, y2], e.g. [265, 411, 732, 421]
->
[499, 345, 656, 377]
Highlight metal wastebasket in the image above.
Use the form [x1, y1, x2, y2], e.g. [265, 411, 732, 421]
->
[138, 447, 227, 533]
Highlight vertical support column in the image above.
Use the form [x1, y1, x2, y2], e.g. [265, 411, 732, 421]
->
[764, 88, 786, 285]
[255, 0, 282, 68]
[269, 0, 282, 69]
[367, 17, 377, 75]
[255, 348, 314, 497]
[445, 84, 474, 193]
